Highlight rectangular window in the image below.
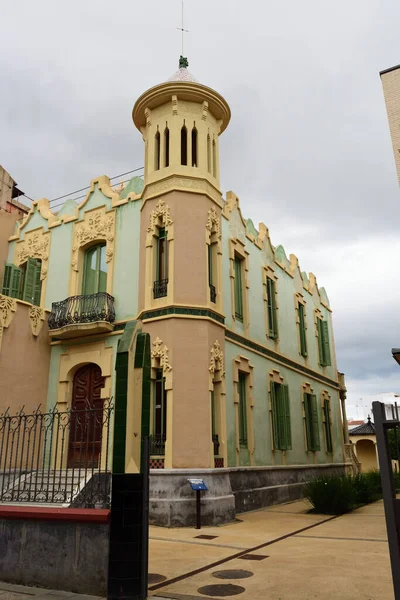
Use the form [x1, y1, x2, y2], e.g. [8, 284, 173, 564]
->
[266, 277, 278, 338]
[324, 399, 333, 453]
[154, 369, 167, 437]
[317, 318, 331, 366]
[234, 256, 243, 321]
[270, 381, 291, 451]
[157, 228, 168, 281]
[1, 263, 22, 299]
[298, 303, 307, 357]
[238, 372, 248, 448]
[304, 393, 320, 452]
[208, 244, 216, 303]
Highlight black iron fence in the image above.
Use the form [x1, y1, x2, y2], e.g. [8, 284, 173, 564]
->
[209, 284, 216, 303]
[153, 279, 168, 299]
[48, 292, 115, 330]
[0, 400, 113, 507]
[149, 433, 166, 456]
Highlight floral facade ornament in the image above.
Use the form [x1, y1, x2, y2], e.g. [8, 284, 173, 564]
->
[71, 207, 115, 271]
[209, 340, 225, 376]
[0, 294, 17, 351]
[29, 306, 45, 337]
[147, 200, 173, 234]
[206, 207, 221, 239]
[151, 337, 172, 373]
[15, 228, 50, 280]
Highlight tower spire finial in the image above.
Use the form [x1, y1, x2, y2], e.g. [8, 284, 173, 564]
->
[176, 1, 189, 65]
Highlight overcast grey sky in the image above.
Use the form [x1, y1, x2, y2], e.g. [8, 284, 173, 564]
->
[1, 0, 400, 417]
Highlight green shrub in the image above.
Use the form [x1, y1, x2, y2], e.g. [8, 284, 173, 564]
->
[303, 475, 356, 515]
[352, 471, 382, 505]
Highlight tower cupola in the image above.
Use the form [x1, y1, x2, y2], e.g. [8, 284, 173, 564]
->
[132, 57, 231, 190]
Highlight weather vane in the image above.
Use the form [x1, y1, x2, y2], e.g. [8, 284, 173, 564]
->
[176, 0, 189, 64]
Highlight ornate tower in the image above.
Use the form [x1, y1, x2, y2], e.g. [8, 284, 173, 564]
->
[133, 58, 231, 469]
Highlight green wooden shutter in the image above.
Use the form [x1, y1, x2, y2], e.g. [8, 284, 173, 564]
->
[270, 381, 279, 450]
[1, 264, 13, 297]
[238, 372, 247, 447]
[298, 304, 307, 357]
[324, 399, 333, 452]
[267, 278, 278, 338]
[2, 264, 22, 299]
[317, 318, 325, 365]
[282, 385, 292, 450]
[304, 393, 312, 451]
[234, 258, 243, 321]
[321, 320, 331, 366]
[23, 257, 39, 303]
[311, 394, 320, 451]
[33, 262, 42, 306]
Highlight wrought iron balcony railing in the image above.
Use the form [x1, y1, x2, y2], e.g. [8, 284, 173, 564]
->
[153, 279, 168, 299]
[149, 433, 166, 456]
[210, 284, 216, 303]
[48, 292, 116, 330]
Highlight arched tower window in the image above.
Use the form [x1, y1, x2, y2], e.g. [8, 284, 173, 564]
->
[191, 126, 198, 167]
[154, 130, 161, 171]
[212, 138, 217, 177]
[181, 124, 187, 166]
[164, 126, 170, 168]
[207, 134, 211, 173]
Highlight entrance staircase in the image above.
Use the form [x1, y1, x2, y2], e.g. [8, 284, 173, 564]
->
[0, 470, 90, 506]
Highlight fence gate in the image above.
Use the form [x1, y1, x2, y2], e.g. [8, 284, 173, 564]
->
[373, 401, 400, 599]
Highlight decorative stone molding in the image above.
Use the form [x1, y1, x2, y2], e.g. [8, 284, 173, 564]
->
[147, 199, 173, 234]
[142, 176, 222, 206]
[209, 340, 225, 376]
[29, 306, 45, 337]
[151, 337, 172, 373]
[206, 207, 221, 239]
[202, 100, 209, 121]
[71, 207, 115, 271]
[15, 228, 50, 280]
[0, 294, 17, 351]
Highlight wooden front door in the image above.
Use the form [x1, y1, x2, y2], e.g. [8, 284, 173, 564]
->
[68, 364, 105, 468]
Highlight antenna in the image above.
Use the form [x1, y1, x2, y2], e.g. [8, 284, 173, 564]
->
[177, 0, 189, 57]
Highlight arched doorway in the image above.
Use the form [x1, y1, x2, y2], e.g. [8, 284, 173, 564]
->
[67, 363, 105, 468]
[356, 439, 378, 472]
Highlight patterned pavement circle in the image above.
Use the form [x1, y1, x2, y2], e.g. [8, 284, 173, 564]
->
[197, 584, 246, 596]
[212, 570, 254, 580]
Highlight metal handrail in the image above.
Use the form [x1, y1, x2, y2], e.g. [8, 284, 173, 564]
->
[48, 292, 115, 330]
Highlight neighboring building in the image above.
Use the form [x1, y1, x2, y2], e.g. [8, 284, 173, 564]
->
[0, 58, 348, 525]
[380, 65, 400, 186]
[349, 417, 378, 472]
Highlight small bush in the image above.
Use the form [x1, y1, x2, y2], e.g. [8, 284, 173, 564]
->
[353, 471, 382, 505]
[303, 475, 356, 515]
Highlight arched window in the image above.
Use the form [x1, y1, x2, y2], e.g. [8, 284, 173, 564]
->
[212, 138, 217, 177]
[164, 126, 170, 168]
[154, 130, 161, 171]
[191, 126, 198, 167]
[83, 243, 107, 295]
[181, 125, 187, 166]
[207, 134, 211, 173]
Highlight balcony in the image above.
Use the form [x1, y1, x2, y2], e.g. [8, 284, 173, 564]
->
[209, 284, 216, 303]
[48, 292, 115, 339]
[153, 278, 168, 299]
[149, 433, 166, 456]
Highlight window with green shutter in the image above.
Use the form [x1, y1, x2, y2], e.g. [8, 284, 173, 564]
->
[238, 371, 247, 447]
[317, 318, 331, 366]
[304, 393, 320, 452]
[83, 244, 107, 295]
[298, 303, 307, 357]
[234, 256, 243, 322]
[270, 381, 292, 451]
[22, 258, 42, 305]
[266, 277, 278, 338]
[323, 398, 333, 453]
[1, 263, 22, 299]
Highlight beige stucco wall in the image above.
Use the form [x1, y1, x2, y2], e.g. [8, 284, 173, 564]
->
[350, 435, 378, 472]
[0, 210, 20, 284]
[381, 66, 400, 186]
[0, 302, 51, 415]
[143, 316, 224, 469]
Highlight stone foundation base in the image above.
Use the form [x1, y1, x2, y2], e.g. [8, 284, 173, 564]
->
[149, 463, 348, 527]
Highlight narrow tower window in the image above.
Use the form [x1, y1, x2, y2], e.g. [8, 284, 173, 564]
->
[164, 126, 170, 168]
[191, 126, 198, 167]
[155, 130, 160, 171]
[212, 138, 217, 177]
[181, 125, 187, 165]
[207, 134, 211, 173]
